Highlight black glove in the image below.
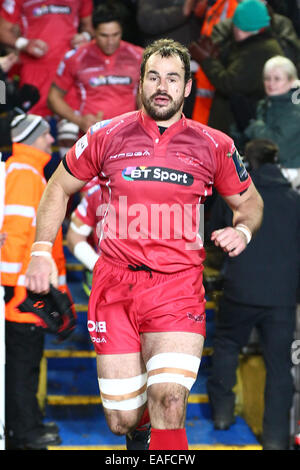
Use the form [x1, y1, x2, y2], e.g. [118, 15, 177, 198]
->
[189, 35, 219, 64]
[14, 83, 40, 111]
[17, 285, 77, 341]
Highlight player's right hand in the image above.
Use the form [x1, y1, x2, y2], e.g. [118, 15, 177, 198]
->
[25, 39, 49, 58]
[25, 255, 58, 294]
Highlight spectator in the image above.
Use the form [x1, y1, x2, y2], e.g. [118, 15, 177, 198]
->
[0, 52, 40, 152]
[209, 2, 300, 76]
[1, 113, 69, 450]
[244, 55, 300, 192]
[192, 0, 239, 125]
[189, 0, 283, 134]
[268, 0, 300, 37]
[0, 0, 94, 117]
[136, 0, 202, 47]
[48, 2, 143, 137]
[206, 138, 300, 450]
[192, 0, 300, 126]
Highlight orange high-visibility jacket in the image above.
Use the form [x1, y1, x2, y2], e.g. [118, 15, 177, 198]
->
[192, 0, 239, 124]
[1, 142, 67, 323]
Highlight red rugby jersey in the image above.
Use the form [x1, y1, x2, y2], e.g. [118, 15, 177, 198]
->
[54, 40, 143, 116]
[65, 111, 251, 273]
[0, 0, 93, 66]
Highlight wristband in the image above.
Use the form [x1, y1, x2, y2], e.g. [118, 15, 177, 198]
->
[235, 224, 252, 244]
[32, 241, 53, 247]
[31, 251, 52, 258]
[81, 31, 91, 41]
[15, 37, 29, 50]
[74, 240, 99, 271]
[31, 241, 53, 254]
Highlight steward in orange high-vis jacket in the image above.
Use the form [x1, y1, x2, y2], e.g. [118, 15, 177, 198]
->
[192, 0, 238, 125]
[1, 113, 68, 450]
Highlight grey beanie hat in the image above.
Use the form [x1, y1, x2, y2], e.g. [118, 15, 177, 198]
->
[11, 113, 50, 145]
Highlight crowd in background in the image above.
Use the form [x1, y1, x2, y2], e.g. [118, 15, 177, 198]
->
[0, 0, 299, 451]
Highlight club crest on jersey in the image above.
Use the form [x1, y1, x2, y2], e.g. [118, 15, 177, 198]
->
[122, 166, 194, 186]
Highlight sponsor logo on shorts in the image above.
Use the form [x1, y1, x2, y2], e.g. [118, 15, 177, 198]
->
[89, 75, 132, 87]
[87, 320, 107, 333]
[122, 166, 194, 186]
[91, 337, 107, 344]
[33, 5, 71, 16]
[187, 312, 205, 323]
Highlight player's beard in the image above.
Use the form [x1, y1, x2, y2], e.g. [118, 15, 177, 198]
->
[141, 90, 185, 122]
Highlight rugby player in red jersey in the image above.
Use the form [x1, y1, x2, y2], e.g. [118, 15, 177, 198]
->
[25, 38, 263, 450]
[48, 3, 143, 135]
[0, 0, 93, 117]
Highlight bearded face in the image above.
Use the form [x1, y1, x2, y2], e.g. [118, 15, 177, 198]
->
[140, 53, 191, 124]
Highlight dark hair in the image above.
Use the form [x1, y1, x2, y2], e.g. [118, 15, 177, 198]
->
[92, 2, 125, 29]
[244, 139, 279, 166]
[140, 38, 191, 84]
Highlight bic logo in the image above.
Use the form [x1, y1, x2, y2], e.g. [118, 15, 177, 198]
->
[87, 320, 107, 333]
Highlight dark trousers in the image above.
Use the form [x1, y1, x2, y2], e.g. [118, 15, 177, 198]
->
[207, 297, 296, 447]
[5, 321, 45, 445]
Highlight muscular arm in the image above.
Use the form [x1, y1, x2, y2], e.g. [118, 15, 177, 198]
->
[48, 84, 103, 133]
[79, 15, 94, 37]
[48, 84, 81, 127]
[0, 16, 48, 57]
[25, 162, 87, 292]
[211, 181, 263, 257]
[71, 15, 94, 47]
[0, 17, 19, 47]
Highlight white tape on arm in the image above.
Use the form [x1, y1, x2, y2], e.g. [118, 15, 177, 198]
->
[81, 31, 91, 41]
[15, 37, 29, 50]
[31, 251, 52, 258]
[70, 221, 92, 237]
[74, 240, 99, 271]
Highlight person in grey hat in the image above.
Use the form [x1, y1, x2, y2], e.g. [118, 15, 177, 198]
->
[11, 113, 52, 148]
[1, 113, 68, 450]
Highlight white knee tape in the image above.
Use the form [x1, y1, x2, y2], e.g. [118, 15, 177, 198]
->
[146, 353, 200, 391]
[98, 373, 147, 410]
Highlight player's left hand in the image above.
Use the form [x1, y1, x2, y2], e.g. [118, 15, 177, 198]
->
[211, 227, 247, 257]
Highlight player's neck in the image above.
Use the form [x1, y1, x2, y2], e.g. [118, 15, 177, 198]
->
[155, 110, 183, 128]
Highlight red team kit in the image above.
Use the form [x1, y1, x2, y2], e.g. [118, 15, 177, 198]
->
[64, 110, 251, 354]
